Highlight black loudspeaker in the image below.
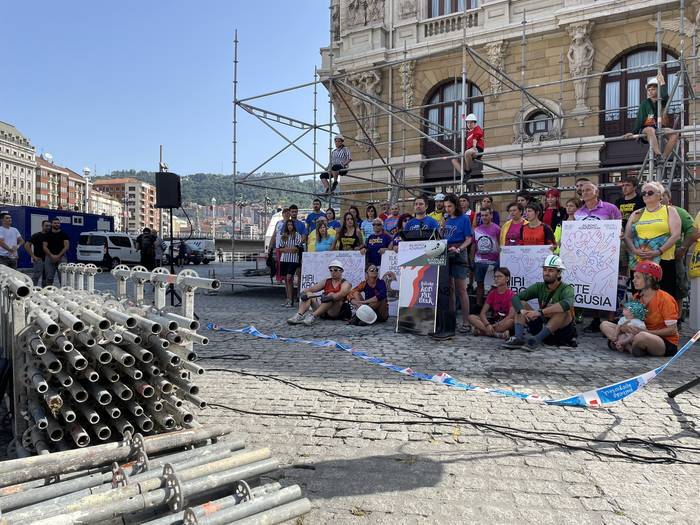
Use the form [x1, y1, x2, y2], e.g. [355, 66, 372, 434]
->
[155, 171, 181, 209]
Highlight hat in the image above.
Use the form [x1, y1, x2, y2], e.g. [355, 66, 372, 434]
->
[634, 260, 662, 281]
[465, 113, 478, 122]
[356, 304, 377, 325]
[543, 254, 566, 270]
[434, 193, 446, 201]
[335, 135, 344, 141]
[646, 78, 659, 88]
[328, 259, 344, 271]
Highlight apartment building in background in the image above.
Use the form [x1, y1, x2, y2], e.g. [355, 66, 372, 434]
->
[92, 178, 161, 233]
[89, 188, 124, 231]
[0, 121, 36, 206]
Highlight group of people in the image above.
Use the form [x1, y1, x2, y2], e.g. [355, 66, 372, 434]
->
[272, 174, 699, 356]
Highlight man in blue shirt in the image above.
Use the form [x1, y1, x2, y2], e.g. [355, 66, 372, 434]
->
[404, 196, 440, 234]
[362, 219, 392, 267]
[305, 198, 325, 233]
[289, 204, 307, 240]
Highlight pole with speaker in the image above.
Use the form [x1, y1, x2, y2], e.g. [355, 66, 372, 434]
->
[155, 147, 182, 306]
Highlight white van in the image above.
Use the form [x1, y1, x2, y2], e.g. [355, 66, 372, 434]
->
[186, 239, 215, 263]
[77, 231, 140, 268]
[264, 209, 314, 251]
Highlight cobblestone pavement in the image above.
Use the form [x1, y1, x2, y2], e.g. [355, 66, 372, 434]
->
[5, 265, 700, 524]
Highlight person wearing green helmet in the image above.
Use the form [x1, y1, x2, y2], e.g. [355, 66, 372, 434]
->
[503, 254, 577, 350]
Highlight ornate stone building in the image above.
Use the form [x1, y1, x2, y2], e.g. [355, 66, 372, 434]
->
[320, 0, 698, 212]
[0, 121, 36, 206]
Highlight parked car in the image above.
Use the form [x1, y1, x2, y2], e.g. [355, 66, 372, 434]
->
[186, 239, 215, 264]
[77, 232, 139, 269]
[162, 240, 203, 265]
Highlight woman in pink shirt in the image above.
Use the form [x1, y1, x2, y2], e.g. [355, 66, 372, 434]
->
[467, 267, 515, 339]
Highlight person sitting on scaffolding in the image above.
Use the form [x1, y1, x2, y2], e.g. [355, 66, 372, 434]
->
[624, 74, 678, 165]
[320, 135, 352, 194]
[451, 113, 484, 179]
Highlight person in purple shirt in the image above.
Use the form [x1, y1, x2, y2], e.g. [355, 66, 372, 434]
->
[404, 196, 440, 233]
[473, 208, 501, 307]
[574, 182, 622, 221]
[362, 219, 392, 267]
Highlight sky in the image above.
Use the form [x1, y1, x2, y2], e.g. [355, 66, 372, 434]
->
[1, 1, 332, 177]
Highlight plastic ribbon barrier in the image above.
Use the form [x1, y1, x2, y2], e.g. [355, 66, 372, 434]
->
[207, 323, 700, 408]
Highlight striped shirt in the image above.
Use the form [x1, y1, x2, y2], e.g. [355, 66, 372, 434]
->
[278, 233, 302, 263]
[331, 146, 352, 166]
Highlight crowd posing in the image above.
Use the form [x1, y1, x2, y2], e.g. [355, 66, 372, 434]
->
[268, 176, 700, 356]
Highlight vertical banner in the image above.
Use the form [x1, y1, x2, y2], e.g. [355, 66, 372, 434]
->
[396, 240, 447, 335]
[559, 220, 621, 311]
[300, 251, 365, 290]
[379, 250, 400, 317]
[500, 245, 555, 294]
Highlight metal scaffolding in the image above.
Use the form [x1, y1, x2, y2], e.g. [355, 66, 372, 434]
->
[229, 0, 699, 277]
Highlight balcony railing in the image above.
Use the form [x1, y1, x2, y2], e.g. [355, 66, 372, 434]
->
[423, 9, 479, 38]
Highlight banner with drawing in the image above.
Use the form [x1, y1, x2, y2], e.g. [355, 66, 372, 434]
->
[559, 220, 621, 311]
[300, 251, 365, 290]
[379, 250, 400, 316]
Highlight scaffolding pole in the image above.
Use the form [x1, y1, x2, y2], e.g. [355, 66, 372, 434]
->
[232, 30, 238, 281]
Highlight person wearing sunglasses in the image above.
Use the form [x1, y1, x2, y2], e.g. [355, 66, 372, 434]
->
[624, 181, 681, 300]
[287, 259, 352, 325]
[347, 265, 389, 323]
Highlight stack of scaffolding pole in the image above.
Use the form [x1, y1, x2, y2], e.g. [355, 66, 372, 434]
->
[0, 426, 310, 524]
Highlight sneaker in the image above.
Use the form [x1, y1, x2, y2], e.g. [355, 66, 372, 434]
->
[430, 332, 454, 341]
[302, 313, 316, 326]
[458, 324, 471, 334]
[575, 311, 583, 324]
[583, 318, 601, 333]
[523, 337, 540, 351]
[502, 336, 526, 349]
[282, 300, 292, 307]
[287, 313, 305, 324]
[630, 345, 648, 357]
[495, 331, 508, 340]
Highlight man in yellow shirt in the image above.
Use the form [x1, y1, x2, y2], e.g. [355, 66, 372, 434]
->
[428, 193, 446, 226]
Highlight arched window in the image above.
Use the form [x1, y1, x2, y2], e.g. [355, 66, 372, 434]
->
[525, 111, 551, 137]
[600, 47, 682, 137]
[423, 80, 483, 157]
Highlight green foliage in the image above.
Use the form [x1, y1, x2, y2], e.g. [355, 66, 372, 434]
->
[106, 170, 319, 206]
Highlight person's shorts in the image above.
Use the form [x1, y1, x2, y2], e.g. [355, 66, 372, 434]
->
[527, 317, 577, 346]
[279, 261, 298, 276]
[663, 338, 678, 357]
[319, 301, 352, 321]
[474, 261, 495, 283]
[320, 172, 330, 180]
[447, 249, 469, 280]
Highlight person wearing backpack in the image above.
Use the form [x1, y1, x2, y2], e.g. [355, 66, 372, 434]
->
[136, 227, 156, 270]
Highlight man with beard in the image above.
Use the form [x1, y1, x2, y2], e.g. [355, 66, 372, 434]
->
[503, 255, 577, 350]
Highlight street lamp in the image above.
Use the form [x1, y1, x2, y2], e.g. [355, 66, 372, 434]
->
[211, 197, 216, 240]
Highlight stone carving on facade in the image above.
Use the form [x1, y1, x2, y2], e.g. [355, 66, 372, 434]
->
[567, 21, 595, 126]
[399, 60, 415, 109]
[399, 0, 417, 19]
[651, 16, 698, 53]
[347, 69, 382, 147]
[484, 40, 508, 99]
[331, 1, 340, 41]
[346, 0, 385, 28]
[513, 102, 565, 144]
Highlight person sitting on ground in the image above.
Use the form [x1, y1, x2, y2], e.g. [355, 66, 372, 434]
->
[383, 203, 401, 235]
[472, 194, 501, 227]
[305, 198, 326, 233]
[521, 202, 556, 247]
[320, 135, 352, 193]
[388, 213, 414, 253]
[553, 198, 580, 255]
[473, 207, 500, 307]
[287, 259, 353, 325]
[623, 74, 678, 164]
[500, 202, 528, 247]
[503, 255, 577, 350]
[278, 220, 304, 307]
[600, 261, 679, 357]
[428, 193, 446, 225]
[467, 266, 515, 339]
[360, 205, 378, 240]
[611, 300, 648, 353]
[307, 218, 336, 252]
[326, 207, 341, 229]
[450, 113, 483, 178]
[347, 264, 389, 323]
[362, 219, 392, 268]
[543, 188, 566, 231]
[332, 212, 364, 251]
[404, 196, 440, 235]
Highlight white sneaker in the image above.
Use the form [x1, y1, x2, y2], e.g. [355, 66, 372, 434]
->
[287, 313, 304, 325]
[302, 313, 316, 326]
[282, 299, 292, 307]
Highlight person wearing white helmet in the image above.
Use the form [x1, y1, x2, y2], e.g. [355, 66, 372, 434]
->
[623, 73, 677, 163]
[450, 113, 484, 179]
[287, 259, 352, 325]
[503, 254, 577, 350]
[320, 135, 352, 194]
[428, 193, 447, 226]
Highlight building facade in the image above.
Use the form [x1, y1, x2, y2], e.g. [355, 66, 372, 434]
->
[320, 0, 698, 213]
[35, 155, 72, 210]
[89, 189, 124, 232]
[92, 178, 161, 233]
[0, 121, 36, 206]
